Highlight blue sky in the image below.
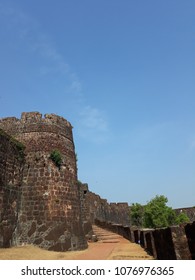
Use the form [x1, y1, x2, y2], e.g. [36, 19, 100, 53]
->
[0, 0, 195, 208]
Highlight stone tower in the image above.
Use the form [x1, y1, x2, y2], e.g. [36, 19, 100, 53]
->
[0, 112, 87, 251]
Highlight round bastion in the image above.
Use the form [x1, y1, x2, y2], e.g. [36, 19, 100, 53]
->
[0, 112, 87, 251]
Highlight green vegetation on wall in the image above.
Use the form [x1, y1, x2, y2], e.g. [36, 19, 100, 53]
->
[50, 149, 62, 169]
[0, 128, 25, 161]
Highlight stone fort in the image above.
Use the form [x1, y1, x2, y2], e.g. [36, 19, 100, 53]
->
[1, 112, 195, 259]
[0, 112, 130, 251]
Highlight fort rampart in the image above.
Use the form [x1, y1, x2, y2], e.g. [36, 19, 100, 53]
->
[1, 112, 195, 258]
[0, 129, 24, 247]
[0, 112, 87, 251]
[95, 219, 195, 260]
[79, 183, 130, 236]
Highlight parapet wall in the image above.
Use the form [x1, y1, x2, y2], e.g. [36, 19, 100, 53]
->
[95, 219, 195, 260]
[0, 112, 72, 134]
[0, 112, 74, 154]
[80, 183, 130, 230]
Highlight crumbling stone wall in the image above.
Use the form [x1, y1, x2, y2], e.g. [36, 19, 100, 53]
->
[80, 183, 130, 227]
[0, 112, 87, 251]
[0, 129, 24, 247]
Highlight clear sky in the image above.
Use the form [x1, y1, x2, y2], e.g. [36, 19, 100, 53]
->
[0, 0, 194, 208]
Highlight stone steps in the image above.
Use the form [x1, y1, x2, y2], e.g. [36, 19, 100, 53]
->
[92, 225, 121, 243]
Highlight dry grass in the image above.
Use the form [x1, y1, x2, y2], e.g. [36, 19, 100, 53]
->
[0, 241, 153, 260]
[0, 245, 86, 260]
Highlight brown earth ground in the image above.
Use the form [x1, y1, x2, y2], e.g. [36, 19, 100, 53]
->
[0, 241, 153, 260]
[0, 227, 153, 260]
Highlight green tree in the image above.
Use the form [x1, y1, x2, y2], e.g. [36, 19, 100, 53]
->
[130, 203, 144, 227]
[130, 195, 190, 229]
[143, 195, 175, 228]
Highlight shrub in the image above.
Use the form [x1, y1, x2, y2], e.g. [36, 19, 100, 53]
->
[175, 212, 190, 224]
[50, 149, 62, 169]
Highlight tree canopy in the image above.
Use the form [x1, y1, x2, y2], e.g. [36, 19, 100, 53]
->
[130, 195, 189, 228]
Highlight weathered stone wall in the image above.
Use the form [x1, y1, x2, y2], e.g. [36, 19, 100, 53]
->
[78, 183, 92, 235]
[0, 112, 87, 251]
[185, 221, 195, 260]
[140, 225, 191, 260]
[0, 129, 24, 247]
[95, 219, 193, 260]
[80, 183, 130, 228]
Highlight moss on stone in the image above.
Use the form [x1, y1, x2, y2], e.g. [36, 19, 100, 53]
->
[0, 128, 25, 161]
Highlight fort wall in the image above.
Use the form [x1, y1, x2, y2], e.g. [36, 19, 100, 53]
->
[0, 129, 24, 247]
[95, 219, 194, 260]
[1, 112, 195, 255]
[0, 112, 87, 251]
[80, 183, 130, 232]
